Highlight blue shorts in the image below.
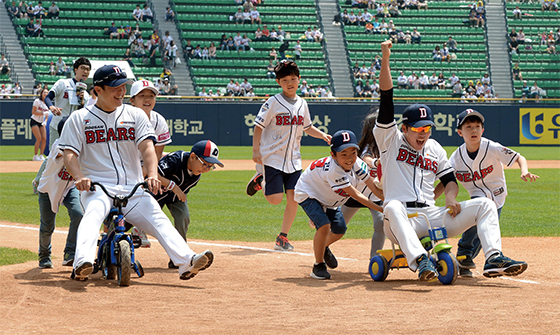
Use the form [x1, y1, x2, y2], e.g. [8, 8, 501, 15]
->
[263, 165, 301, 196]
[299, 198, 347, 235]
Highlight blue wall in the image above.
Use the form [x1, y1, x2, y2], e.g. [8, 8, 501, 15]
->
[1, 100, 558, 147]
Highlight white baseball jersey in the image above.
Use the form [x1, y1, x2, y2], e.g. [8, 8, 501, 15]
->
[254, 93, 312, 173]
[37, 139, 75, 213]
[49, 78, 90, 129]
[449, 137, 518, 208]
[149, 110, 172, 146]
[295, 156, 370, 208]
[59, 104, 156, 186]
[354, 147, 382, 202]
[373, 121, 453, 206]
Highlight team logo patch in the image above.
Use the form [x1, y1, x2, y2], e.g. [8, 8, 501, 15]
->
[84, 119, 90, 125]
[261, 103, 269, 112]
[501, 147, 513, 155]
[158, 132, 171, 141]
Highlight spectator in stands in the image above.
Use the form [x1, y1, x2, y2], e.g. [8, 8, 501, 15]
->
[388, 3, 401, 17]
[397, 71, 408, 89]
[165, 7, 175, 22]
[432, 45, 442, 61]
[192, 44, 202, 59]
[267, 60, 276, 78]
[468, 9, 478, 28]
[165, 40, 178, 67]
[347, 10, 357, 25]
[408, 72, 419, 89]
[363, 9, 373, 22]
[274, 41, 288, 60]
[105, 22, 119, 40]
[312, 27, 324, 43]
[367, 62, 376, 80]
[294, 40, 302, 59]
[160, 68, 173, 82]
[0, 54, 10, 76]
[240, 78, 252, 96]
[224, 36, 234, 51]
[142, 4, 153, 23]
[160, 78, 178, 96]
[355, 80, 364, 98]
[277, 26, 286, 42]
[117, 26, 126, 39]
[509, 35, 519, 54]
[241, 34, 252, 51]
[542, 0, 554, 11]
[447, 36, 458, 52]
[451, 80, 463, 98]
[242, 8, 251, 24]
[356, 10, 365, 26]
[226, 79, 236, 95]
[521, 80, 530, 96]
[262, 25, 270, 40]
[410, 28, 421, 44]
[441, 43, 450, 62]
[29, 18, 44, 37]
[122, 49, 134, 67]
[209, 42, 217, 59]
[373, 55, 381, 70]
[359, 63, 369, 80]
[48, 61, 56, 75]
[509, 28, 517, 40]
[219, 34, 228, 50]
[8, 1, 19, 18]
[33, 83, 42, 96]
[429, 72, 438, 89]
[512, 63, 523, 81]
[269, 28, 279, 41]
[371, 17, 381, 34]
[234, 81, 242, 96]
[529, 82, 542, 98]
[13, 82, 22, 97]
[512, 6, 521, 20]
[466, 80, 475, 94]
[546, 41, 556, 54]
[305, 27, 314, 42]
[404, 30, 412, 44]
[362, 80, 372, 98]
[201, 46, 209, 60]
[269, 47, 277, 61]
[418, 0, 428, 10]
[133, 4, 143, 22]
[234, 32, 243, 51]
[342, 9, 350, 25]
[131, 39, 145, 58]
[47, 2, 58, 19]
[418, 72, 429, 89]
[475, 81, 484, 96]
[235, 8, 244, 25]
[546, 30, 555, 44]
[365, 21, 374, 34]
[352, 62, 361, 78]
[32, 1, 46, 19]
[198, 87, 209, 100]
[250, 7, 261, 25]
[448, 72, 459, 87]
[55, 57, 67, 75]
[17, 1, 28, 19]
[437, 72, 446, 90]
[517, 29, 525, 44]
[254, 27, 264, 41]
[184, 40, 194, 57]
[379, 18, 388, 34]
[26, 2, 34, 18]
[481, 73, 491, 85]
[299, 80, 309, 97]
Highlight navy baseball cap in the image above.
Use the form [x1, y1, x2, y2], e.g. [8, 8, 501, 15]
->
[456, 108, 485, 129]
[191, 140, 224, 167]
[402, 104, 435, 128]
[93, 65, 132, 87]
[331, 130, 359, 152]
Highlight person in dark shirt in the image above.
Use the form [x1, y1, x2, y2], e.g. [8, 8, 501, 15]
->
[154, 140, 224, 269]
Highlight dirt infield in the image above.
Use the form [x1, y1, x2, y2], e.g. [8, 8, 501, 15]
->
[1, 221, 559, 334]
[0, 159, 559, 173]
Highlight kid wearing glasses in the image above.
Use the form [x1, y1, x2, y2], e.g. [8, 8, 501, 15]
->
[373, 40, 527, 281]
[154, 140, 224, 269]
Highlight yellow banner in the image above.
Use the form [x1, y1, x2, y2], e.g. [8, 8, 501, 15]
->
[519, 108, 560, 145]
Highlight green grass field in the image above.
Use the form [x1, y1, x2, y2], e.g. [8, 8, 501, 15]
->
[1, 145, 560, 161]
[1, 168, 559, 241]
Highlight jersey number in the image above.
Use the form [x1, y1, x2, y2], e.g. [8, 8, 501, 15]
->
[310, 157, 328, 171]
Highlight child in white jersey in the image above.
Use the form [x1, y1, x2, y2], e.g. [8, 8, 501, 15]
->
[437, 109, 539, 277]
[295, 130, 383, 280]
[246, 60, 331, 251]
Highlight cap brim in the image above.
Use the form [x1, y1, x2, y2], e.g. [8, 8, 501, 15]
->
[332, 143, 359, 152]
[202, 156, 224, 168]
[458, 111, 485, 127]
[131, 86, 159, 98]
[102, 78, 133, 87]
[406, 119, 435, 128]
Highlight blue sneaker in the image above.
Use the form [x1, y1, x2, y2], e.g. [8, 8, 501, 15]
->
[417, 254, 437, 281]
[483, 252, 527, 278]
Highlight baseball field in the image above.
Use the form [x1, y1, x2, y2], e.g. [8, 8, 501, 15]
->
[1, 145, 559, 334]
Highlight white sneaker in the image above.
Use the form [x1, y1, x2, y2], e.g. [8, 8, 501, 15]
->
[180, 251, 214, 280]
[32, 155, 42, 161]
[130, 226, 151, 248]
[40, 155, 45, 161]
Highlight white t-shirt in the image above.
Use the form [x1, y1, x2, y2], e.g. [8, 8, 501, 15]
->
[32, 98, 48, 123]
[449, 137, 518, 208]
[254, 93, 312, 173]
[49, 78, 90, 130]
[59, 104, 156, 186]
[37, 139, 76, 213]
[295, 156, 371, 208]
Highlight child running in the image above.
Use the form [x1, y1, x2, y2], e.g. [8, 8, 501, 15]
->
[340, 111, 385, 259]
[246, 60, 331, 251]
[295, 130, 383, 280]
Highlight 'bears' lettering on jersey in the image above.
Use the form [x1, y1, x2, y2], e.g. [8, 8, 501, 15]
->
[275, 114, 304, 126]
[63, 92, 69, 99]
[396, 148, 438, 173]
[455, 165, 494, 182]
[57, 167, 73, 181]
[85, 127, 136, 144]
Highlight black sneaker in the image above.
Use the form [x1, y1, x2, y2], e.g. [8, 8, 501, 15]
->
[274, 234, 294, 251]
[62, 253, 74, 267]
[324, 246, 338, 269]
[72, 262, 93, 281]
[168, 259, 179, 269]
[39, 258, 53, 269]
[459, 268, 473, 278]
[246, 172, 263, 196]
[458, 255, 476, 269]
[311, 262, 331, 280]
[483, 252, 527, 278]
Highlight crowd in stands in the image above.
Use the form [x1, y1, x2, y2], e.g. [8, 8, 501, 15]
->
[7, 1, 59, 19]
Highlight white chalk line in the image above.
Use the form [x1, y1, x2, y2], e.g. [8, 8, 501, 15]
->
[2, 224, 557, 286]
